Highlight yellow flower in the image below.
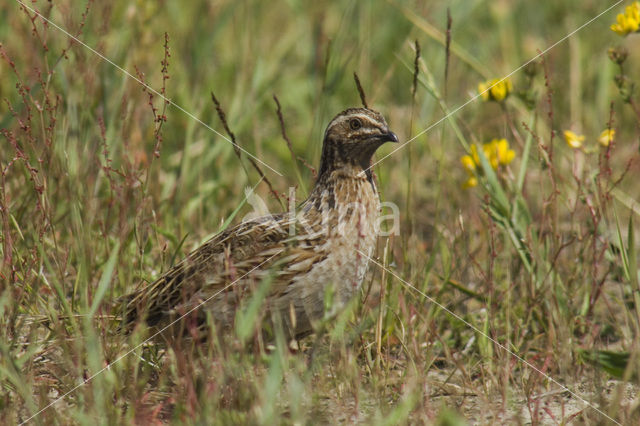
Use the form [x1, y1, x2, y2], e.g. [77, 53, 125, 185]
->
[480, 138, 515, 169]
[463, 176, 478, 189]
[460, 139, 515, 189]
[598, 129, 616, 147]
[478, 78, 513, 102]
[461, 155, 476, 173]
[611, 2, 640, 36]
[494, 138, 516, 166]
[564, 130, 585, 149]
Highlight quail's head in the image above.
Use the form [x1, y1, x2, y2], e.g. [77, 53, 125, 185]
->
[320, 108, 398, 173]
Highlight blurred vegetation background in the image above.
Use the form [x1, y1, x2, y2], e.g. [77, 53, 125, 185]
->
[1, 0, 639, 423]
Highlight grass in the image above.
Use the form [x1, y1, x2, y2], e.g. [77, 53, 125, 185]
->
[1, 0, 640, 423]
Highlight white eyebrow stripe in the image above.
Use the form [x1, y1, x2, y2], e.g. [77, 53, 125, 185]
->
[354, 113, 382, 127]
[330, 113, 383, 130]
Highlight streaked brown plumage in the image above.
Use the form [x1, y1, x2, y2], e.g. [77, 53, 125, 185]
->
[121, 108, 398, 339]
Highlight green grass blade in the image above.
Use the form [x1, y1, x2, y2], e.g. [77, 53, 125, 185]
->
[89, 241, 120, 318]
[628, 213, 638, 291]
[613, 207, 631, 282]
[235, 273, 274, 342]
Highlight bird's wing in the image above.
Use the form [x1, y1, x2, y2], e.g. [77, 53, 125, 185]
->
[122, 213, 328, 326]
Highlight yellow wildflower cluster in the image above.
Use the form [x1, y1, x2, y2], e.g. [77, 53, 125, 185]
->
[563, 129, 616, 150]
[478, 78, 513, 102]
[611, 2, 640, 36]
[461, 139, 515, 188]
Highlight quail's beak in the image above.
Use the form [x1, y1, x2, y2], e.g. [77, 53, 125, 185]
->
[377, 130, 399, 143]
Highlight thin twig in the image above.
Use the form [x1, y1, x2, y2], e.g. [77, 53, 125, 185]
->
[353, 72, 368, 108]
[210, 92, 240, 158]
[412, 40, 420, 99]
[444, 8, 452, 98]
[273, 95, 296, 165]
[273, 95, 310, 190]
[406, 39, 421, 234]
[272, 95, 316, 178]
[210, 92, 284, 208]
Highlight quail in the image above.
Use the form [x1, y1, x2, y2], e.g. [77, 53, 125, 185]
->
[121, 107, 398, 339]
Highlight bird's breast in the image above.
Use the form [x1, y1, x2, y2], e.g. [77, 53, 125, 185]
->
[297, 176, 380, 293]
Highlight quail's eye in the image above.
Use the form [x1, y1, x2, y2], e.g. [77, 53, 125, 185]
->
[349, 118, 362, 130]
